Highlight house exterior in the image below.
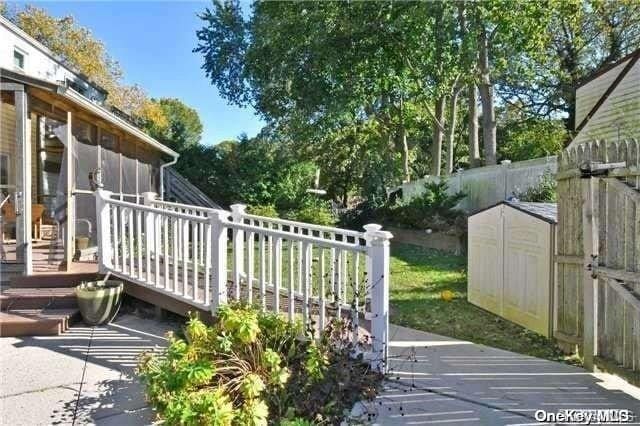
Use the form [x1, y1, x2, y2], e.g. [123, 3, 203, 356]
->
[569, 48, 640, 147]
[0, 15, 179, 276]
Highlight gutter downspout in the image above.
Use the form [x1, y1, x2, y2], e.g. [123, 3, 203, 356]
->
[160, 153, 179, 201]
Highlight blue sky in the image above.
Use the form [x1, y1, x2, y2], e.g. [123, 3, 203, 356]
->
[9, 1, 263, 145]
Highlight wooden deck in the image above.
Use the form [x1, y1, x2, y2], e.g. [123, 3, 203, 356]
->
[1, 240, 98, 274]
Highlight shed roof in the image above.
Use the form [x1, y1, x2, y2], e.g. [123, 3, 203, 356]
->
[470, 201, 557, 224]
[506, 201, 557, 224]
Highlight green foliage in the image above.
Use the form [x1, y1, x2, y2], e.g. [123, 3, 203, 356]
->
[285, 201, 337, 227]
[145, 98, 204, 152]
[392, 180, 466, 232]
[497, 115, 566, 162]
[138, 306, 380, 424]
[515, 171, 557, 202]
[247, 204, 279, 218]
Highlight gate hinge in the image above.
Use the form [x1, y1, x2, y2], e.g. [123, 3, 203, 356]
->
[586, 254, 598, 279]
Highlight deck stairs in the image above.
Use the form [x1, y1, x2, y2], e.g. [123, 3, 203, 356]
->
[0, 273, 97, 337]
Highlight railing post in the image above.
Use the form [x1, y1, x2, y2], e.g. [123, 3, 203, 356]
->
[142, 192, 157, 264]
[364, 224, 392, 373]
[95, 189, 113, 272]
[230, 204, 246, 300]
[210, 210, 229, 311]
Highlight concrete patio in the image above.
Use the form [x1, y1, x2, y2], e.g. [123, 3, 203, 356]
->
[360, 325, 640, 425]
[0, 314, 176, 425]
[2, 318, 640, 425]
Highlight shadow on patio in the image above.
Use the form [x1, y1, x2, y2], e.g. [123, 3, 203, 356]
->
[2, 314, 180, 425]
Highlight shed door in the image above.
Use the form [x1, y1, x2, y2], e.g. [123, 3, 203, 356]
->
[468, 208, 503, 315]
[502, 207, 552, 336]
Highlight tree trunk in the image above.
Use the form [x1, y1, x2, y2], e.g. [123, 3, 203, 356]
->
[468, 84, 481, 167]
[432, 97, 445, 176]
[445, 86, 461, 175]
[478, 26, 496, 165]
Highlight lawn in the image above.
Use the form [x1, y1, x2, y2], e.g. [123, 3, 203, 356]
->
[389, 243, 573, 362]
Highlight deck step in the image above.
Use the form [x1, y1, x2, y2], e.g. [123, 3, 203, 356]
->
[0, 287, 78, 310]
[0, 308, 80, 337]
[10, 273, 99, 288]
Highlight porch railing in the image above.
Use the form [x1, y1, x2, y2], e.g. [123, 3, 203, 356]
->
[95, 189, 391, 372]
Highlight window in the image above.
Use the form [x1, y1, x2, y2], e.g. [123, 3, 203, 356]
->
[13, 49, 25, 70]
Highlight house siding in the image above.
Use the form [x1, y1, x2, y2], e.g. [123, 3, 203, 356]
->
[571, 59, 640, 147]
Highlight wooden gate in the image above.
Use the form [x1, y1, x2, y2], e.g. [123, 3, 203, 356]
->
[556, 139, 640, 374]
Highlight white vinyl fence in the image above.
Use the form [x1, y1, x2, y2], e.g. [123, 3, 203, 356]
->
[402, 156, 557, 213]
[94, 189, 392, 372]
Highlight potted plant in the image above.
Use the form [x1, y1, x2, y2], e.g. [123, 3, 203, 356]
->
[75, 277, 124, 326]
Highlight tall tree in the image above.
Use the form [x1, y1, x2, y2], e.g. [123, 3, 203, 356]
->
[144, 98, 204, 152]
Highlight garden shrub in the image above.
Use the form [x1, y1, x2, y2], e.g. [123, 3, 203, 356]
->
[247, 204, 280, 218]
[391, 180, 466, 233]
[286, 200, 337, 226]
[515, 171, 557, 202]
[138, 305, 380, 425]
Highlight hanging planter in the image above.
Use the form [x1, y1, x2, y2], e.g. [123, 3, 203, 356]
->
[75, 279, 124, 326]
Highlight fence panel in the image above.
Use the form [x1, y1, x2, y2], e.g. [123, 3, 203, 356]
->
[556, 139, 640, 374]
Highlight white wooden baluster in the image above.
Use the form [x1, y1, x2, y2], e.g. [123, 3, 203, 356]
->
[330, 233, 336, 305]
[341, 249, 348, 303]
[297, 231, 303, 293]
[112, 204, 119, 271]
[172, 216, 179, 295]
[274, 234, 282, 313]
[210, 210, 228, 310]
[182, 218, 189, 297]
[162, 215, 169, 291]
[95, 189, 113, 271]
[288, 239, 295, 320]
[154, 212, 161, 288]
[230, 204, 246, 301]
[204, 220, 212, 306]
[320, 248, 326, 330]
[335, 248, 342, 317]
[193, 219, 199, 301]
[259, 233, 266, 311]
[128, 208, 134, 276]
[246, 229, 255, 304]
[302, 241, 311, 328]
[352, 252, 359, 344]
[136, 210, 142, 280]
[120, 205, 126, 274]
[364, 224, 392, 373]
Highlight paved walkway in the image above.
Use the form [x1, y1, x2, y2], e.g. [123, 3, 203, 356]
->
[0, 314, 174, 425]
[358, 325, 640, 425]
[2, 319, 640, 425]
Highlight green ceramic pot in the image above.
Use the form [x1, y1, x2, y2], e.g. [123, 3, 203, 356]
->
[75, 280, 124, 326]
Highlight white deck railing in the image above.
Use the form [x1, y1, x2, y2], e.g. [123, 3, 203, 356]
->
[95, 189, 391, 372]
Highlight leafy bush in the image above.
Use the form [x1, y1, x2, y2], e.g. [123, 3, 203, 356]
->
[247, 204, 279, 218]
[391, 180, 466, 232]
[138, 305, 380, 425]
[286, 200, 337, 226]
[515, 171, 557, 202]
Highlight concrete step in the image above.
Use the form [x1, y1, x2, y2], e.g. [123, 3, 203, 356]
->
[0, 287, 78, 310]
[0, 308, 79, 337]
[10, 273, 99, 288]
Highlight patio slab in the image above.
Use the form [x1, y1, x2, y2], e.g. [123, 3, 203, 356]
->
[357, 324, 640, 425]
[0, 314, 176, 426]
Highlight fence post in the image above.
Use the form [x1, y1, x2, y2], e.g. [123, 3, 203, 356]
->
[364, 224, 393, 373]
[210, 210, 229, 311]
[95, 189, 113, 272]
[230, 204, 246, 300]
[582, 175, 599, 370]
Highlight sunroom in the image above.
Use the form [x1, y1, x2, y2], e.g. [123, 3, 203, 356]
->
[0, 68, 178, 276]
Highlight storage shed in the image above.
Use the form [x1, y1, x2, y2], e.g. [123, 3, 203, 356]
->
[468, 201, 557, 336]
